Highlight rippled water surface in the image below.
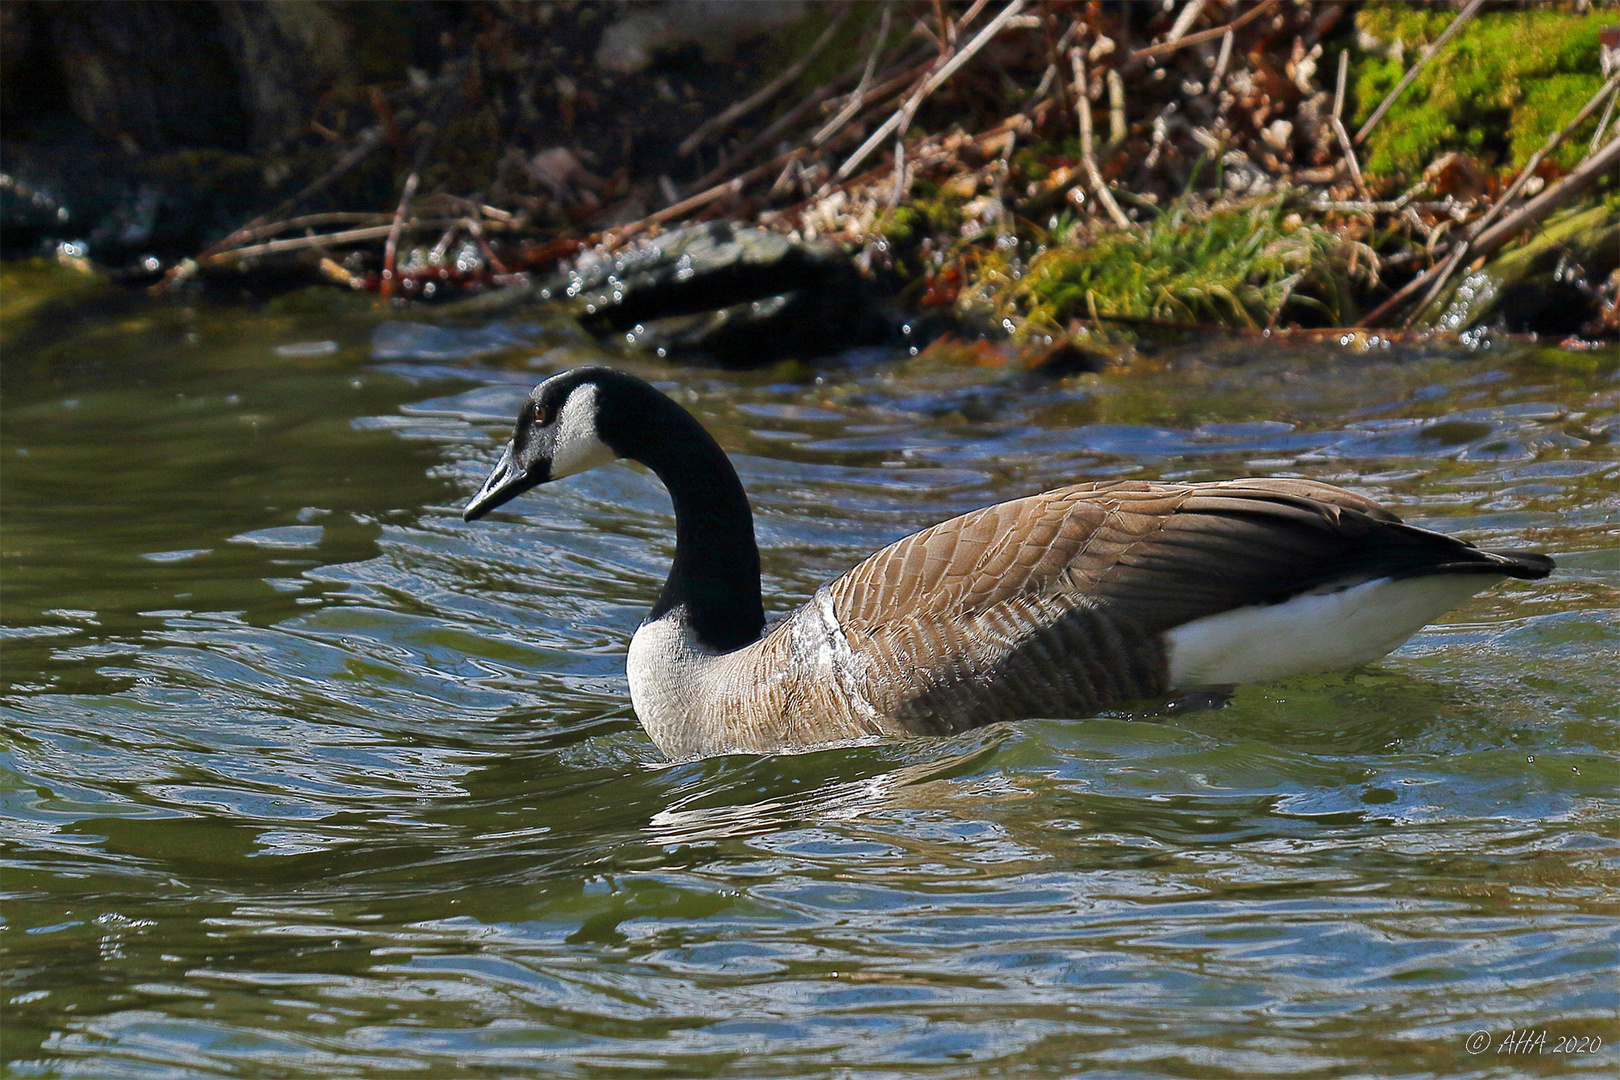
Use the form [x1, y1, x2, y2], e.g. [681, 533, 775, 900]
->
[3, 291, 1617, 1078]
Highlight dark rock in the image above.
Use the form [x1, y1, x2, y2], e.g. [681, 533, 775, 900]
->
[537, 223, 895, 366]
[1493, 280, 1592, 336]
[1, 142, 272, 263]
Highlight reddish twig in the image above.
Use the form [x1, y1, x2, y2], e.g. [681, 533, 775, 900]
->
[380, 171, 419, 302]
[1130, 0, 1280, 62]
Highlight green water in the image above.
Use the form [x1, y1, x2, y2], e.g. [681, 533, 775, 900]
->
[2, 277, 1617, 1078]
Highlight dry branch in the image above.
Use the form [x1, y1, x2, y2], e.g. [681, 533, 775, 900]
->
[678, 5, 850, 157]
[836, 0, 1028, 182]
[1330, 51, 1369, 200]
[814, 3, 896, 144]
[1070, 47, 1132, 231]
[1358, 133, 1620, 329]
[1467, 132, 1620, 259]
[1130, 0, 1280, 62]
[1403, 73, 1620, 322]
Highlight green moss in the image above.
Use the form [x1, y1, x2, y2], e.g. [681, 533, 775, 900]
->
[880, 189, 966, 245]
[1011, 147, 1050, 183]
[1352, 6, 1612, 183]
[880, 205, 925, 244]
[1000, 197, 1375, 330]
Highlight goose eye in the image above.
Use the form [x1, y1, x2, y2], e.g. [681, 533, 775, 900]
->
[533, 403, 552, 425]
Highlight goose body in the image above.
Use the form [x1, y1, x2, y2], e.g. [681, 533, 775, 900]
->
[464, 367, 1554, 759]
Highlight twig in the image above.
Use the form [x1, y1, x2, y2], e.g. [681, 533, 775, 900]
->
[1210, 28, 1234, 91]
[677, 4, 850, 157]
[646, 147, 823, 234]
[1471, 72, 1620, 243]
[1023, 62, 1058, 112]
[380, 171, 419, 303]
[1106, 68, 1126, 148]
[1309, 199, 1428, 214]
[691, 62, 869, 192]
[201, 130, 387, 258]
[201, 226, 400, 265]
[1358, 132, 1620, 328]
[1165, 0, 1209, 48]
[429, 223, 460, 265]
[1467, 131, 1620, 261]
[458, 216, 509, 276]
[1331, 49, 1349, 121]
[1330, 51, 1370, 199]
[1070, 47, 1132, 230]
[836, 0, 1028, 182]
[685, 51, 929, 196]
[1130, 0, 1280, 62]
[1355, 0, 1484, 145]
[889, 131, 909, 209]
[815, 2, 894, 144]
[954, 0, 992, 40]
[200, 212, 392, 258]
[768, 156, 802, 200]
[1590, 81, 1618, 153]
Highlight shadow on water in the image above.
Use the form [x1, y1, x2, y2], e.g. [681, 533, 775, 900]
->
[2, 287, 1617, 1078]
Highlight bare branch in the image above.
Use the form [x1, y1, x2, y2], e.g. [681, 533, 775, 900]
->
[678, 5, 850, 157]
[1070, 47, 1133, 230]
[836, 0, 1028, 182]
[1330, 52, 1369, 199]
[1131, 0, 1280, 62]
[1402, 71, 1620, 324]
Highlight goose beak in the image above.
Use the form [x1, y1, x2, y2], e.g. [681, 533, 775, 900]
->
[463, 442, 537, 521]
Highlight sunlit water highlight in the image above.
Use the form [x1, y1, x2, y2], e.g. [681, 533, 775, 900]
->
[2, 300, 1616, 1078]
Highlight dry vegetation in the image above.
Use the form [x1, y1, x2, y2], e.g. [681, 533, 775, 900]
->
[160, 1, 1620, 340]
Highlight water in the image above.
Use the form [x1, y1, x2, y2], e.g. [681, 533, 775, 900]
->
[3, 284, 1617, 1078]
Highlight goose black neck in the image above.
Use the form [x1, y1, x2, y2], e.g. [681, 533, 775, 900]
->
[594, 372, 764, 652]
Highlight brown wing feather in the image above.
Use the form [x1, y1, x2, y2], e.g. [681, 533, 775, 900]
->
[818, 478, 1488, 734]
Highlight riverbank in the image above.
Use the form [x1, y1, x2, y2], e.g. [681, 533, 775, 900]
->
[4, 2, 1617, 356]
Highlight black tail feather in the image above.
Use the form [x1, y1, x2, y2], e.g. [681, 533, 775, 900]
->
[1475, 548, 1556, 580]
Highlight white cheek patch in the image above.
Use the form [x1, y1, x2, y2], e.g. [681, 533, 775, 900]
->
[549, 383, 617, 479]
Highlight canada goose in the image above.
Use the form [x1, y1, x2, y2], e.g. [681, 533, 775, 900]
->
[463, 367, 1555, 759]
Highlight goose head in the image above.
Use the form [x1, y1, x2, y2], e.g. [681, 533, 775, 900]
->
[461, 367, 766, 653]
[462, 368, 622, 521]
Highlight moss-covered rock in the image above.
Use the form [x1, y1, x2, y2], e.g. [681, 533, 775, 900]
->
[1352, 6, 1613, 184]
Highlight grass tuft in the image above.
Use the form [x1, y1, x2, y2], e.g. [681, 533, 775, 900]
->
[995, 196, 1378, 331]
